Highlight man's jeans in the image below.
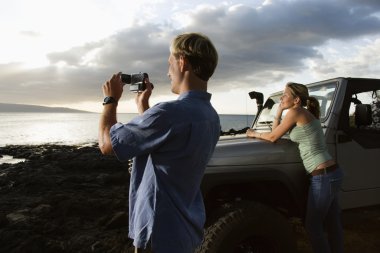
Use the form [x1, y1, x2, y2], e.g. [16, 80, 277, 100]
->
[306, 166, 344, 253]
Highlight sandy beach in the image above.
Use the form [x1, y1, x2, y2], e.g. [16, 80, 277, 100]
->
[1, 145, 379, 253]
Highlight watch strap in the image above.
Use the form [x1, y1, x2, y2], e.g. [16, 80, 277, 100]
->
[103, 96, 117, 105]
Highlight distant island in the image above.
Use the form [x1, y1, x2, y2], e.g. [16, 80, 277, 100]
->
[0, 103, 91, 113]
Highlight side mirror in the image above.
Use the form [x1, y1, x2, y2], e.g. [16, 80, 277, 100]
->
[248, 91, 264, 105]
[249, 91, 264, 113]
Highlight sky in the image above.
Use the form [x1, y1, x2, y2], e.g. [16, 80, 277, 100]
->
[1, 0, 380, 115]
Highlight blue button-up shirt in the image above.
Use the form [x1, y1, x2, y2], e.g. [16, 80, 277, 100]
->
[110, 91, 220, 253]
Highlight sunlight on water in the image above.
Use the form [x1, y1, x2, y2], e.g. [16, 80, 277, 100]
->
[0, 155, 26, 164]
[0, 113, 254, 146]
[0, 113, 136, 147]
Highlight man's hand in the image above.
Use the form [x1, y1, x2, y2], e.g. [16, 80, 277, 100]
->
[135, 79, 153, 114]
[102, 72, 124, 102]
[99, 73, 124, 156]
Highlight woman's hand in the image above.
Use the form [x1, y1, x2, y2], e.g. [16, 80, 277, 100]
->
[276, 103, 285, 119]
[246, 128, 257, 138]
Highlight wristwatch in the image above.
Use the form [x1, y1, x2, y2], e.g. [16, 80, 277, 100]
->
[102, 96, 117, 105]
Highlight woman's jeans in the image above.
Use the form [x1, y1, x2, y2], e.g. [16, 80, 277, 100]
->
[305, 167, 344, 253]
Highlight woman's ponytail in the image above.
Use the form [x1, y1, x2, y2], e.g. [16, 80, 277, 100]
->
[307, 96, 320, 119]
[287, 82, 321, 119]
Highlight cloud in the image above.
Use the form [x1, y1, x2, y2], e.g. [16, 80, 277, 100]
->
[1, 0, 380, 108]
[310, 38, 380, 78]
[19, 31, 41, 38]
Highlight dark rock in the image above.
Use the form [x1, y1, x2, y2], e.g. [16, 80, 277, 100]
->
[105, 211, 128, 230]
[0, 144, 132, 253]
[220, 127, 250, 136]
[6, 209, 30, 224]
[0, 214, 9, 227]
[31, 204, 52, 215]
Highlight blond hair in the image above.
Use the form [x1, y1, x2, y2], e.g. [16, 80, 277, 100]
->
[170, 33, 218, 81]
[286, 82, 320, 119]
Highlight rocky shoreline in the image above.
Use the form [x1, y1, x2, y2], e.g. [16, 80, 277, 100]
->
[0, 144, 132, 253]
[1, 145, 379, 253]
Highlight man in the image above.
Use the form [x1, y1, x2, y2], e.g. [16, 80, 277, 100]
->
[98, 33, 220, 253]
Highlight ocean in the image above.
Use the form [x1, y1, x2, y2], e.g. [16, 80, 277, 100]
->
[0, 113, 254, 147]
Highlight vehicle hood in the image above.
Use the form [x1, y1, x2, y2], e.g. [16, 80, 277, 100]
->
[208, 135, 302, 166]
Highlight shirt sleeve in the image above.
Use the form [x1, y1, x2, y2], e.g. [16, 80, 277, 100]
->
[110, 105, 171, 161]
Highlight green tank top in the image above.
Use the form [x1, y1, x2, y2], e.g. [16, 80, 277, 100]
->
[289, 119, 332, 173]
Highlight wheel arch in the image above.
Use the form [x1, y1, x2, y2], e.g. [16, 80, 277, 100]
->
[201, 167, 308, 221]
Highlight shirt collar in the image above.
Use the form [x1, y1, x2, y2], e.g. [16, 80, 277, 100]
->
[178, 90, 212, 101]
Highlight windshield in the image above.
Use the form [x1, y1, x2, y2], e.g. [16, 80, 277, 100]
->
[253, 82, 337, 131]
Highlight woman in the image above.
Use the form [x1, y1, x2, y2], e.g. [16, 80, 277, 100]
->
[246, 82, 344, 253]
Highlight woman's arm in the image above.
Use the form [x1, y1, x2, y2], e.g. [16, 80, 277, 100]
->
[247, 109, 298, 142]
[272, 106, 284, 130]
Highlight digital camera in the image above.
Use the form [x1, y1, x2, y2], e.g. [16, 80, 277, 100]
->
[121, 73, 151, 92]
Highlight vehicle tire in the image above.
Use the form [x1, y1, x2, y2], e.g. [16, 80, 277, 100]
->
[196, 201, 297, 253]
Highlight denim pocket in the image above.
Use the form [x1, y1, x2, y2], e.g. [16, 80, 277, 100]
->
[310, 175, 322, 203]
[329, 178, 341, 195]
[329, 168, 343, 195]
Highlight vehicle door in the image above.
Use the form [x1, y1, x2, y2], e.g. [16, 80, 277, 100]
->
[336, 80, 380, 194]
